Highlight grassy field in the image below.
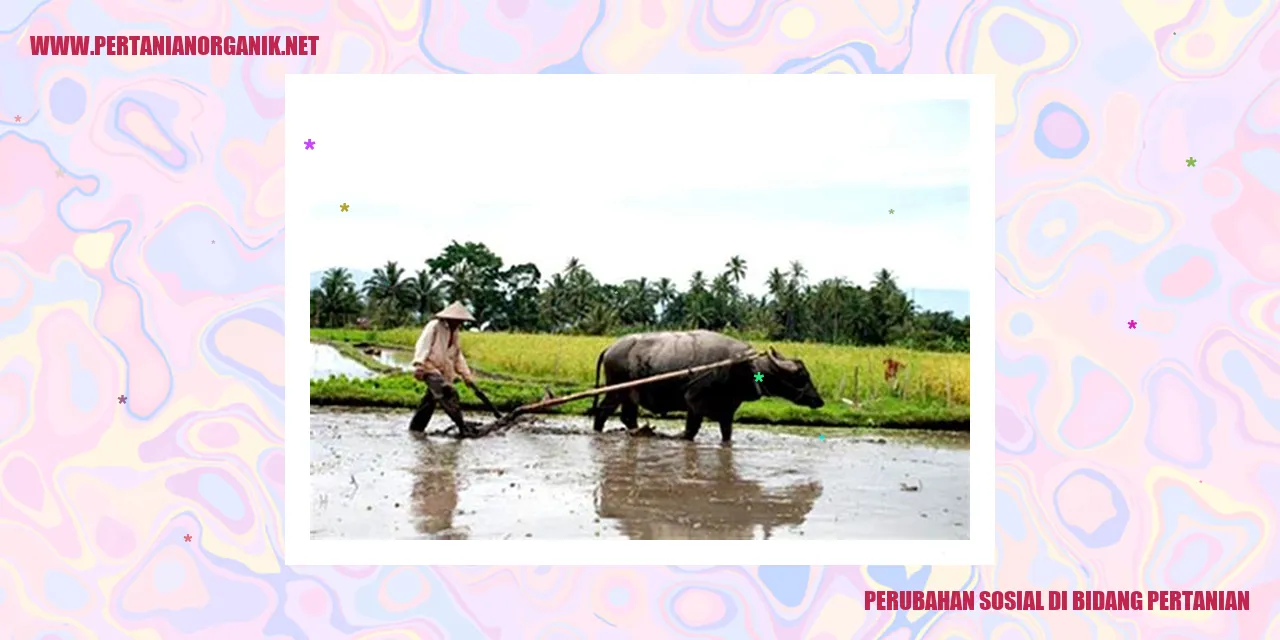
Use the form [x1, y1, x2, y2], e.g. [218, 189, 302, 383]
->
[310, 328, 970, 429]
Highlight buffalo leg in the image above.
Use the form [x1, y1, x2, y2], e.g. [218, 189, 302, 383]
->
[683, 413, 703, 441]
[592, 392, 622, 432]
[717, 416, 734, 444]
[620, 400, 640, 432]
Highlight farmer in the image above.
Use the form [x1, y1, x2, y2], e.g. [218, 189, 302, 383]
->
[408, 302, 479, 435]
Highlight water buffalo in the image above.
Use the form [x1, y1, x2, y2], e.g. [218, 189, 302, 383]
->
[589, 330, 824, 442]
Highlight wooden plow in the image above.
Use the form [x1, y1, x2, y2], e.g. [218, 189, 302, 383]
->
[452, 350, 760, 439]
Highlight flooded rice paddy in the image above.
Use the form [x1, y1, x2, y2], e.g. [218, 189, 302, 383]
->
[311, 343, 376, 380]
[310, 408, 970, 541]
[371, 348, 414, 370]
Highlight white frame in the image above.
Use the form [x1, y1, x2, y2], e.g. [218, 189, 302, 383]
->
[285, 73, 996, 566]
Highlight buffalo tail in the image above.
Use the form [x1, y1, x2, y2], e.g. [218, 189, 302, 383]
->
[589, 348, 606, 415]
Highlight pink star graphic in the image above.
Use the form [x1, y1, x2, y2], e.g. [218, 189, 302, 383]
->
[1127, 320, 1137, 329]
[13, 115, 20, 123]
[184, 534, 192, 542]
[117, 395, 127, 404]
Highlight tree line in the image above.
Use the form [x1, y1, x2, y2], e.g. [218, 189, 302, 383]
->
[311, 240, 970, 352]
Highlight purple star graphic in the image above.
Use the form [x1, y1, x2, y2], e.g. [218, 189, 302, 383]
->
[117, 395, 127, 404]
[304, 139, 315, 150]
[1127, 320, 1137, 329]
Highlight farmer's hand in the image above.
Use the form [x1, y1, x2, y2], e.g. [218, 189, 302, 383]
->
[413, 364, 428, 381]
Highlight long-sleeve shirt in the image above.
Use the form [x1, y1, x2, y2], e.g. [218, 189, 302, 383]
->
[412, 319, 473, 382]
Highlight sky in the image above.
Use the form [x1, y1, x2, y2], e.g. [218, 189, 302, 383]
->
[305, 79, 973, 300]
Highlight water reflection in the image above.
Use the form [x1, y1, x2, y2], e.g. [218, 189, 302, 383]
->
[370, 347, 413, 371]
[310, 343, 375, 380]
[591, 438, 822, 540]
[310, 409, 968, 541]
[408, 436, 465, 539]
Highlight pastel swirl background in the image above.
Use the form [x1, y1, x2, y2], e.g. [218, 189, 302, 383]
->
[2, 0, 1279, 637]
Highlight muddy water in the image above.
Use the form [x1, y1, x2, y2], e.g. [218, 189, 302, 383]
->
[310, 408, 970, 541]
[311, 343, 376, 380]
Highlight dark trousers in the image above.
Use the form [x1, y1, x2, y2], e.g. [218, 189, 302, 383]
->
[408, 372, 468, 432]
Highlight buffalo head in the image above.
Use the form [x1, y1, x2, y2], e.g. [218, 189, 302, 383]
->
[756, 348, 824, 409]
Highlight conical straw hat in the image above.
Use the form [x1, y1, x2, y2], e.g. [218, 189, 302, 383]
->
[434, 301, 475, 322]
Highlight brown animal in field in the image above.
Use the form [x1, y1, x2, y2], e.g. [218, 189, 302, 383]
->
[883, 358, 905, 382]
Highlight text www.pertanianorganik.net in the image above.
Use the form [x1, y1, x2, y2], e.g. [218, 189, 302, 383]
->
[29, 35, 319, 56]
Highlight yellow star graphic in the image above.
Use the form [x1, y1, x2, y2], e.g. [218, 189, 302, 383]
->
[340, 203, 349, 212]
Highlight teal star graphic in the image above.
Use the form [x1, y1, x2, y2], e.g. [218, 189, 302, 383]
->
[753, 372, 764, 383]
[818, 434, 825, 441]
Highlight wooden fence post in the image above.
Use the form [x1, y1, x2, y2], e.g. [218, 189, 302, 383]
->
[852, 366, 860, 402]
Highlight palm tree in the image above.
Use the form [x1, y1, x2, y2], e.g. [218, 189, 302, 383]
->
[688, 270, 707, 292]
[620, 278, 657, 326]
[362, 261, 415, 327]
[711, 273, 734, 298]
[439, 260, 478, 308]
[317, 243, 971, 351]
[683, 298, 711, 329]
[872, 268, 898, 290]
[788, 260, 807, 288]
[578, 303, 619, 335]
[566, 266, 597, 317]
[765, 268, 787, 304]
[709, 273, 739, 329]
[540, 273, 572, 332]
[654, 277, 677, 320]
[725, 255, 747, 284]
[309, 288, 322, 326]
[409, 269, 442, 322]
[811, 279, 848, 343]
[312, 267, 362, 328]
[768, 265, 803, 340]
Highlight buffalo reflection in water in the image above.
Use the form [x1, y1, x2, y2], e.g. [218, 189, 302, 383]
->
[405, 431, 822, 540]
[592, 436, 822, 540]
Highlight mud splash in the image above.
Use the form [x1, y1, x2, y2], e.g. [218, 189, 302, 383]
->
[310, 408, 970, 540]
